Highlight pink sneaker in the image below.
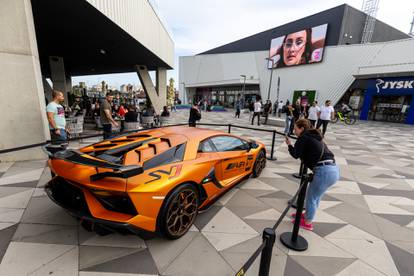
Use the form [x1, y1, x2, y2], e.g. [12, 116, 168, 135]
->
[290, 212, 305, 219]
[291, 217, 313, 231]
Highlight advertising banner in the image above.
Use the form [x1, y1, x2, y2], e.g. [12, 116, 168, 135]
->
[292, 90, 316, 106]
[268, 24, 328, 69]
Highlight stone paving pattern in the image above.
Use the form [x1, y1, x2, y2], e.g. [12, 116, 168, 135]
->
[0, 109, 414, 276]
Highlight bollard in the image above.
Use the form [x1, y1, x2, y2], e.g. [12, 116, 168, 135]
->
[228, 124, 232, 133]
[266, 131, 277, 161]
[258, 228, 276, 276]
[292, 161, 303, 178]
[280, 166, 309, 251]
[290, 162, 305, 209]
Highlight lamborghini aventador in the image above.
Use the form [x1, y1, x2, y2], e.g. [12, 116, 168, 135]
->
[45, 126, 266, 239]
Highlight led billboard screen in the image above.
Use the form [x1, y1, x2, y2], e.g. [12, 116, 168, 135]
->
[268, 24, 328, 69]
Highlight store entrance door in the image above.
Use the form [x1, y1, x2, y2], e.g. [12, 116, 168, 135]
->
[369, 95, 411, 123]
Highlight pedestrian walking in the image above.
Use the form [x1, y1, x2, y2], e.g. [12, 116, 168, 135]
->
[307, 101, 320, 127]
[189, 103, 201, 127]
[284, 104, 294, 134]
[316, 100, 335, 137]
[289, 99, 301, 134]
[235, 97, 242, 118]
[263, 100, 272, 124]
[251, 98, 262, 126]
[277, 100, 284, 117]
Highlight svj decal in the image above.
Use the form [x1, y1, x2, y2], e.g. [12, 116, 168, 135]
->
[145, 165, 182, 184]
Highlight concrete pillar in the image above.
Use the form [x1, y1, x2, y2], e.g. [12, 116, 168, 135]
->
[66, 75, 72, 94]
[156, 67, 167, 102]
[42, 77, 53, 103]
[0, 0, 49, 161]
[136, 65, 167, 113]
[49, 56, 69, 105]
[179, 82, 188, 104]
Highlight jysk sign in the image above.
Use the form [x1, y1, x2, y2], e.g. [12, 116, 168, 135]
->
[360, 77, 414, 124]
[374, 78, 414, 94]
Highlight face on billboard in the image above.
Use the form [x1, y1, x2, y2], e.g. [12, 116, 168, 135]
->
[268, 24, 328, 69]
[283, 30, 307, 66]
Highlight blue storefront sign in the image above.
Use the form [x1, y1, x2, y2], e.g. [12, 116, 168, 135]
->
[360, 77, 414, 124]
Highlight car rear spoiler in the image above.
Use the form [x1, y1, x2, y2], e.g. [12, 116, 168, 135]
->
[51, 149, 143, 181]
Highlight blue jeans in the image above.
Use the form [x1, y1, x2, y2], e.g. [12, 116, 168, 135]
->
[284, 116, 292, 134]
[50, 129, 67, 144]
[102, 124, 112, 140]
[305, 164, 340, 221]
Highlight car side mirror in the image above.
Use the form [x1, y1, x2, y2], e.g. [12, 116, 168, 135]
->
[246, 142, 253, 152]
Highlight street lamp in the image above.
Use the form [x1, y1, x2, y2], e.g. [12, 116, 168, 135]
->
[276, 76, 280, 105]
[265, 58, 275, 100]
[240, 74, 246, 95]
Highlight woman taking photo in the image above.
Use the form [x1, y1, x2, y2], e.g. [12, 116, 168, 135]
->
[285, 119, 339, 230]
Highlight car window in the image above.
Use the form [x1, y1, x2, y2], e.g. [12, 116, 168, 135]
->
[210, 136, 247, 152]
[198, 139, 215, 153]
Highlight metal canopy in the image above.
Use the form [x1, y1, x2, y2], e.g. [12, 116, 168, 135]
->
[31, 0, 172, 77]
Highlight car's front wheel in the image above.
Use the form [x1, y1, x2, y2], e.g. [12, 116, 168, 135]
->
[159, 183, 199, 239]
[252, 150, 266, 178]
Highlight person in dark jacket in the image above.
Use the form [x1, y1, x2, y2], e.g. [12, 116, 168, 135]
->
[161, 106, 170, 117]
[289, 99, 301, 135]
[124, 105, 138, 122]
[188, 103, 201, 127]
[285, 119, 339, 231]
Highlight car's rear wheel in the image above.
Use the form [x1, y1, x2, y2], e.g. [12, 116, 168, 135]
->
[252, 150, 266, 178]
[159, 183, 199, 239]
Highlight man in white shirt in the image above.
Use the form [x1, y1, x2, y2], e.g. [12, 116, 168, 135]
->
[316, 100, 335, 136]
[277, 100, 284, 117]
[251, 98, 262, 126]
[308, 101, 320, 127]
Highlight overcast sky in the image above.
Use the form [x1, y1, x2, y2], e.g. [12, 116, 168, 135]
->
[73, 0, 414, 88]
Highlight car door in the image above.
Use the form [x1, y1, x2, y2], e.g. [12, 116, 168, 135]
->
[196, 138, 223, 182]
[210, 136, 249, 186]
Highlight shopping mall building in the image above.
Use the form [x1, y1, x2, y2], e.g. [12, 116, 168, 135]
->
[179, 4, 414, 124]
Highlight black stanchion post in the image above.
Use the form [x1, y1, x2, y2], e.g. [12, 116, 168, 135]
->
[280, 165, 309, 251]
[292, 161, 303, 178]
[228, 124, 232, 133]
[290, 162, 305, 209]
[258, 228, 276, 276]
[266, 130, 277, 161]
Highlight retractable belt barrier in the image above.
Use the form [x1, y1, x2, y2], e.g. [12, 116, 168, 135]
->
[196, 123, 290, 161]
[0, 123, 188, 155]
[234, 163, 313, 276]
[0, 123, 290, 160]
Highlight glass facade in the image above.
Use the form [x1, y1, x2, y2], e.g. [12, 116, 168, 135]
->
[194, 85, 260, 107]
[369, 95, 411, 123]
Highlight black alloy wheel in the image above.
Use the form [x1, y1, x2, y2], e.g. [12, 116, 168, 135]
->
[159, 184, 199, 239]
[252, 150, 266, 178]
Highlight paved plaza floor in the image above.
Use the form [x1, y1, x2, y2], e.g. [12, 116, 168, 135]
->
[0, 110, 414, 276]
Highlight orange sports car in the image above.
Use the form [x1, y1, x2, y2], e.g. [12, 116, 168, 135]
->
[45, 126, 266, 239]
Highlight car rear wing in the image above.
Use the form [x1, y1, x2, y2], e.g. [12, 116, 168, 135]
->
[50, 149, 143, 181]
